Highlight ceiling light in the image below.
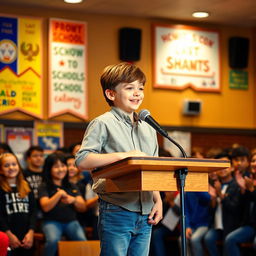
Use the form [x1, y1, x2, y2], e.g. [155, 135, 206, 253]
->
[64, 0, 83, 3]
[192, 12, 209, 18]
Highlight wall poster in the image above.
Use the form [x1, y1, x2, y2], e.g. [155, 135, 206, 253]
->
[4, 127, 33, 167]
[153, 24, 220, 92]
[48, 18, 88, 120]
[0, 15, 43, 118]
[34, 121, 63, 154]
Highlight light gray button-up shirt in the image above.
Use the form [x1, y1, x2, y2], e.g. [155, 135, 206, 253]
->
[75, 107, 159, 214]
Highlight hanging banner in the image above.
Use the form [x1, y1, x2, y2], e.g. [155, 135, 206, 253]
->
[49, 18, 87, 120]
[153, 24, 220, 92]
[0, 15, 43, 118]
[34, 121, 63, 154]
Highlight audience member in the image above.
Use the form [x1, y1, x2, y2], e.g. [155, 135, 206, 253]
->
[68, 142, 81, 156]
[231, 146, 250, 190]
[23, 146, 44, 200]
[204, 152, 244, 256]
[38, 153, 86, 256]
[184, 191, 211, 256]
[0, 153, 36, 256]
[151, 191, 180, 256]
[66, 154, 99, 239]
[224, 152, 256, 256]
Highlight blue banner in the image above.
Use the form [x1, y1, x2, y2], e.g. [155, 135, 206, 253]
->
[0, 16, 18, 73]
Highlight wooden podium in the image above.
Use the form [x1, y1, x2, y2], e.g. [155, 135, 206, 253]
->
[92, 156, 230, 192]
[92, 156, 230, 256]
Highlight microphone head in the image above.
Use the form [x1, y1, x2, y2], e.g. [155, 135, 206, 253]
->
[138, 109, 150, 121]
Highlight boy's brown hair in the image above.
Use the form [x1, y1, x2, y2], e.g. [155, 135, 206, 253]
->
[100, 62, 146, 106]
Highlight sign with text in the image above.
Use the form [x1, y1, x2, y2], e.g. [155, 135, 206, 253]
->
[153, 24, 220, 92]
[229, 70, 248, 90]
[49, 18, 87, 119]
[0, 15, 43, 118]
[34, 121, 63, 153]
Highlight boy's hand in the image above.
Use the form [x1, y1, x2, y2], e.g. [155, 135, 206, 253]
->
[148, 195, 162, 225]
[125, 150, 147, 158]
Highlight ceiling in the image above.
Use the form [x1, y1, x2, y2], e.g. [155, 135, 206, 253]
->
[1, 0, 256, 27]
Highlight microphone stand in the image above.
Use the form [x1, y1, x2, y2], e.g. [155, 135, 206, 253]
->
[138, 110, 188, 256]
[165, 135, 188, 256]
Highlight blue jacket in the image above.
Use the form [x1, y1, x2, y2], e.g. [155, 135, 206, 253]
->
[185, 192, 211, 229]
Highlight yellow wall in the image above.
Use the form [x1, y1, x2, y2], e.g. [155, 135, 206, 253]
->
[1, 4, 256, 129]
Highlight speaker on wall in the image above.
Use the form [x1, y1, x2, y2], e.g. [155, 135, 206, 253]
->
[119, 28, 141, 62]
[229, 37, 249, 69]
[183, 100, 202, 116]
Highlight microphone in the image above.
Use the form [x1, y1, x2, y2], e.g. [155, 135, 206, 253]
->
[138, 109, 187, 158]
[138, 109, 168, 138]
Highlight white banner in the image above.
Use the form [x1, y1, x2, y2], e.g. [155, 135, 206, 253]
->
[153, 24, 220, 92]
[49, 18, 87, 119]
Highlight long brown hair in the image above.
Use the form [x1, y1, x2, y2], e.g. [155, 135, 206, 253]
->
[0, 153, 30, 198]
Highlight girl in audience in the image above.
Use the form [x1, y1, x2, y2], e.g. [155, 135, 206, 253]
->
[38, 153, 86, 256]
[66, 154, 99, 239]
[0, 153, 36, 256]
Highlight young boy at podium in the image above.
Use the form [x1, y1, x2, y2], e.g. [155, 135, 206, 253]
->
[75, 62, 163, 256]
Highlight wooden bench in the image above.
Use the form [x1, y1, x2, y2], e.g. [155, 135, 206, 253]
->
[58, 241, 100, 256]
[33, 228, 97, 256]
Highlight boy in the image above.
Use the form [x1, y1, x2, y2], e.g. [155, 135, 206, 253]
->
[23, 145, 45, 199]
[76, 62, 162, 256]
[230, 146, 250, 193]
[23, 145, 45, 232]
[204, 152, 244, 256]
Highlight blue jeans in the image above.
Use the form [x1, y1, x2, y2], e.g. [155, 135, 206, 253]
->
[42, 220, 86, 256]
[190, 226, 208, 256]
[98, 199, 152, 256]
[224, 226, 256, 256]
[204, 228, 223, 256]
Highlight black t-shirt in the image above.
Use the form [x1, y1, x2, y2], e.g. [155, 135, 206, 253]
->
[23, 168, 44, 200]
[0, 185, 36, 240]
[38, 182, 81, 223]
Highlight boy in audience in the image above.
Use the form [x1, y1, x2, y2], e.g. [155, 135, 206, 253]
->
[23, 146, 45, 231]
[231, 146, 250, 192]
[204, 152, 244, 256]
[23, 146, 45, 199]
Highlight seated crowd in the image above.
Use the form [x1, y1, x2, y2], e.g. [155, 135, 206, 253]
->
[0, 142, 256, 256]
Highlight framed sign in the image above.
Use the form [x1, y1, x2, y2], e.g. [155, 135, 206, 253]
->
[153, 24, 221, 92]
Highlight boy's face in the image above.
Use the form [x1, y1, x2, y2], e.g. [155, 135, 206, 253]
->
[28, 150, 44, 168]
[216, 157, 232, 179]
[105, 80, 144, 113]
[232, 156, 249, 172]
